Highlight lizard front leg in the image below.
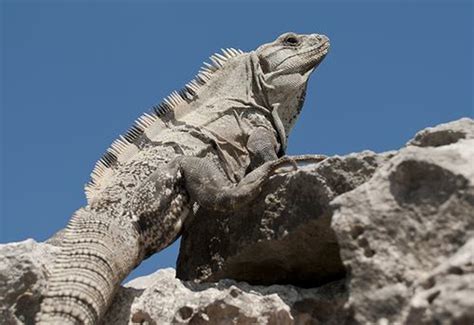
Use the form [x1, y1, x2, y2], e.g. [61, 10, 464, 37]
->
[173, 156, 279, 212]
[174, 154, 325, 213]
[246, 126, 280, 171]
[174, 127, 326, 212]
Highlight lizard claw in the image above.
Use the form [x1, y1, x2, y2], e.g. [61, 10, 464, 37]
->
[270, 156, 299, 174]
[268, 154, 328, 175]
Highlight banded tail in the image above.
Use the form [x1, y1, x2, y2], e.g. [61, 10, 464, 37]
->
[37, 208, 141, 324]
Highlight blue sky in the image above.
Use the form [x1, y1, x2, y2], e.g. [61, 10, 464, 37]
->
[1, 1, 472, 280]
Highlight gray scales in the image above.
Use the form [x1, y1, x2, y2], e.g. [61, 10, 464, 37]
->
[36, 32, 330, 324]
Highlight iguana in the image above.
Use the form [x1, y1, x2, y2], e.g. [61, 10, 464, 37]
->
[37, 32, 330, 324]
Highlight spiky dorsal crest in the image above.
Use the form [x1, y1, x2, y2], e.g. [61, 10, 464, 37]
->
[85, 48, 245, 202]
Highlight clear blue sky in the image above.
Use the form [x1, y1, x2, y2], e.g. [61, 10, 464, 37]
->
[1, 1, 472, 280]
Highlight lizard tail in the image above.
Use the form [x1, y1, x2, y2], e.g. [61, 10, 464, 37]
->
[37, 208, 141, 324]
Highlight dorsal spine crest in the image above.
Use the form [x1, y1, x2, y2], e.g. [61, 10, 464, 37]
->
[85, 48, 245, 202]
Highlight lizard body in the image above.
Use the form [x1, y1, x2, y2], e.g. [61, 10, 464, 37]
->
[37, 32, 329, 324]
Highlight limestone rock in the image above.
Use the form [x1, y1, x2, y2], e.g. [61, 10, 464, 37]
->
[407, 117, 474, 147]
[331, 134, 474, 323]
[0, 239, 59, 324]
[104, 268, 347, 325]
[404, 238, 474, 324]
[177, 150, 392, 286]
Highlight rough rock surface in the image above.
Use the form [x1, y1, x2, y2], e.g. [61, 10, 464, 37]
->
[1, 118, 473, 324]
[176, 150, 392, 287]
[404, 238, 474, 324]
[331, 120, 474, 324]
[104, 268, 347, 325]
[0, 240, 59, 324]
[407, 117, 474, 148]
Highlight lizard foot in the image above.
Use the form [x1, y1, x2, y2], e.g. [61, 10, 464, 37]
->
[270, 154, 327, 174]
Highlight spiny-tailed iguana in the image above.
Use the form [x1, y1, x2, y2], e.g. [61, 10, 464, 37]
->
[37, 32, 330, 324]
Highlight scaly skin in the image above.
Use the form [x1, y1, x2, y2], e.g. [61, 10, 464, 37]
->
[37, 32, 330, 324]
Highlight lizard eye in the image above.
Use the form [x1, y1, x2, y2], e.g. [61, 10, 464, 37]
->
[283, 35, 299, 46]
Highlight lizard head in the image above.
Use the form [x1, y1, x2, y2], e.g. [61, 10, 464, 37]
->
[254, 32, 329, 148]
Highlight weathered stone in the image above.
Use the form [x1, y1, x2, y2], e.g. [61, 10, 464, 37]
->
[331, 136, 474, 324]
[407, 117, 474, 147]
[177, 151, 390, 287]
[104, 268, 347, 325]
[404, 238, 474, 324]
[0, 240, 59, 325]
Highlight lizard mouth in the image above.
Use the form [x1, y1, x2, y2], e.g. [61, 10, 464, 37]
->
[313, 39, 330, 61]
[302, 40, 330, 73]
[318, 42, 330, 57]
